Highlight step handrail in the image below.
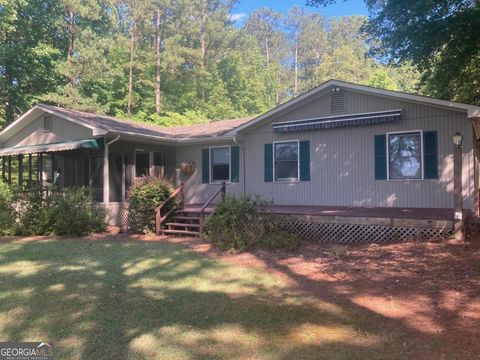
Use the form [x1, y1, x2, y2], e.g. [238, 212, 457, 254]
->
[155, 183, 184, 235]
[199, 181, 226, 232]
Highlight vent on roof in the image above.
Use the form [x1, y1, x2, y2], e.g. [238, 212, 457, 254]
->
[43, 115, 52, 132]
[330, 88, 345, 112]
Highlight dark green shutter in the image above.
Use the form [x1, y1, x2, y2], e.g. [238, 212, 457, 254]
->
[374, 135, 387, 180]
[423, 131, 438, 179]
[264, 143, 273, 182]
[231, 146, 240, 182]
[202, 148, 210, 183]
[299, 140, 310, 181]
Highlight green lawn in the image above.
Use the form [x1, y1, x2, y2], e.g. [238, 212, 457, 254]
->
[0, 238, 403, 359]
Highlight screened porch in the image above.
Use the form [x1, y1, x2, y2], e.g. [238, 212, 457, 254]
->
[0, 138, 177, 205]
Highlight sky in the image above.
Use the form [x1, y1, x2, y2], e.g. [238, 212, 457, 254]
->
[231, 0, 368, 23]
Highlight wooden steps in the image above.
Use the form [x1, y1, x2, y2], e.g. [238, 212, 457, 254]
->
[155, 182, 225, 237]
[161, 229, 201, 236]
[160, 208, 212, 237]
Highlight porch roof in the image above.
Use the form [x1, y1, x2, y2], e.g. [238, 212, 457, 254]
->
[0, 138, 103, 156]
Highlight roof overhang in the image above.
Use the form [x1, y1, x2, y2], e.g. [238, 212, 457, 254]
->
[0, 105, 108, 145]
[272, 109, 402, 133]
[233, 80, 480, 134]
[0, 138, 103, 156]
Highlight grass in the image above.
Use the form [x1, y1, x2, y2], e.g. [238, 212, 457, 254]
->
[0, 237, 409, 359]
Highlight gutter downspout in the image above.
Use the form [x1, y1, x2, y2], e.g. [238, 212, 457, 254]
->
[103, 135, 120, 209]
[233, 135, 246, 197]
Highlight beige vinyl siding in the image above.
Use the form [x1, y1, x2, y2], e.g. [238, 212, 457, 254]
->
[242, 89, 475, 210]
[3, 115, 93, 147]
[176, 141, 244, 204]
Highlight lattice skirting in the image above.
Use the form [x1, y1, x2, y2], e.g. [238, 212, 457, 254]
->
[275, 219, 451, 243]
[107, 203, 452, 243]
[119, 206, 129, 229]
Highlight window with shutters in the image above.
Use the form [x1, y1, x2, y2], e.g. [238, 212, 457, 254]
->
[387, 131, 423, 180]
[210, 146, 230, 182]
[274, 141, 299, 182]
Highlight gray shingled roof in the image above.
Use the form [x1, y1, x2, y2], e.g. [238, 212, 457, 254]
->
[38, 104, 253, 139]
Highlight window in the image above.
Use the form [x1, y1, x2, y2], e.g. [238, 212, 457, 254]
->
[135, 151, 150, 177]
[274, 141, 299, 182]
[210, 146, 230, 182]
[388, 131, 422, 180]
[43, 116, 52, 132]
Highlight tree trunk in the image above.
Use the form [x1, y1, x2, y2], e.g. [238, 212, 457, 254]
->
[127, 22, 136, 115]
[67, 10, 75, 61]
[200, 0, 207, 68]
[294, 35, 298, 96]
[155, 10, 162, 114]
[265, 35, 269, 69]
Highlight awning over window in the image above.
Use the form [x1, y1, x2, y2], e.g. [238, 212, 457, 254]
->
[0, 138, 103, 156]
[272, 109, 402, 133]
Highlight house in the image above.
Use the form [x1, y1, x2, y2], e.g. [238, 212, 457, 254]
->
[1, 80, 480, 242]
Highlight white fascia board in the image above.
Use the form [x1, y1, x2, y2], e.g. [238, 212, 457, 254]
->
[0, 106, 42, 142]
[468, 108, 480, 118]
[175, 135, 235, 144]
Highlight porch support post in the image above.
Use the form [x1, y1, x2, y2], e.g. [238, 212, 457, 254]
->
[1, 157, 5, 182]
[103, 136, 121, 206]
[453, 145, 464, 240]
[51, 153, 55, 184]
[39, 153, 43, 185]
[103, 140, 110, 206]
[7, 156, 11, 184]
[121, 155, 126, 203]
[149, 151, 154, 177]
[28, 154, 32, 187]
[175, 168, 181, 188]
[18, 155, 23, 187]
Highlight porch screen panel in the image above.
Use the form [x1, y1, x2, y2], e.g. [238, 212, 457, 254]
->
[90, 157, 104, 202]
[109, 154, 123, 202]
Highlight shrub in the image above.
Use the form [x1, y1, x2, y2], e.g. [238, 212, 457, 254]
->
[14, 187, 106, 236]
[0, 180, 15, 236]
[127, 176, 175, 233]
[46, 188, 106, 236]
[13, 186, 50, 235]
[204, 196, 301, 252]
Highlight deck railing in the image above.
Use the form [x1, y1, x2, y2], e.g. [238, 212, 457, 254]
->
[155, 183, 184, 235]
[199, 181, 226, 233]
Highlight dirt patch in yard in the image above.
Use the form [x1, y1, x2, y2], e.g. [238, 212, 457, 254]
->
[160, 233, 480, 360]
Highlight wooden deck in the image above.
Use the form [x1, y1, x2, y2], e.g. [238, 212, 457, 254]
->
[184, 204, 454, 221]
[183, 204, 456, 231]
[266, 205, 454, 221]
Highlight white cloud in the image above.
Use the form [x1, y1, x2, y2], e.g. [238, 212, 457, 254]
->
[229, 13, 247, 22]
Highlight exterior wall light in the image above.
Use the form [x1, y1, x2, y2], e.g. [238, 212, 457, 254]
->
[452, 132, 463, 148]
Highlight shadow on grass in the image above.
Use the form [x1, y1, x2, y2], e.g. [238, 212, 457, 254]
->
[0, 237, 476, 359]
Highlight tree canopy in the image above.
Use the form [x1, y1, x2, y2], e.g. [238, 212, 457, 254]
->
[0, 1, 421, 127]
[307, 0, 480, 105]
